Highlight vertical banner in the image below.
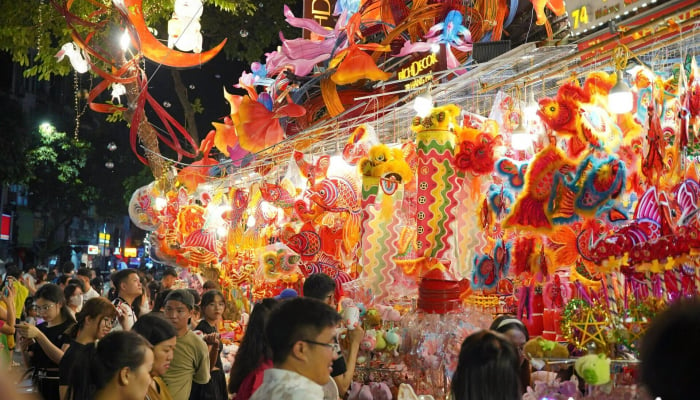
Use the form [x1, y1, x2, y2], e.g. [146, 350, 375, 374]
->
[360, 177, 401, 302]
[412, 105, 459, 261]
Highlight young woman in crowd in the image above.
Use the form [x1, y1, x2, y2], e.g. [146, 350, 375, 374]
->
[16, 284, 76, 400]
[133, 275, 152, 318]
[35, 269, 48, 290]
[59, 297, 117, 399]
[450, 330, 521, 400]
[490, 315, 531, 392]
[67, 330, 154, 400]
[190, 290, 227, 400]
[63, 283, 84, 318]
[132, 313, 177, 400]
[228, 298, 278, 400]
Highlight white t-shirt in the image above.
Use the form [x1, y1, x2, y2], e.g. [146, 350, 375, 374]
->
[22, 272, 36, 293]
[111, 297, 137, 331]
[82, 286, 100, 303]
[250, 368, 324, 400]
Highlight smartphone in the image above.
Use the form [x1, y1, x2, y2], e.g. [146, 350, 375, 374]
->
[0, 277, 11, 297]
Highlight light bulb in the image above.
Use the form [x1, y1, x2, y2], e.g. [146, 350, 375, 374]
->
[524, 89, 538, 116]
[608, 70, 633, 114]
[119, 30, 131, 51]
[246, 215, 256, 228]
[414, 92, 433, 118]
[216, 225, 228, 237]
[511, 122, 531, 150]
[154, 197, 167, 211]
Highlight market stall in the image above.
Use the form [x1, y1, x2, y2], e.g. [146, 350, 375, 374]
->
[54, 0, 700, 398]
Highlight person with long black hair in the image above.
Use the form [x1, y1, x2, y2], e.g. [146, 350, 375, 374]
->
[490, 315, 531, 392]
[190, 290, 228, 400]
[17, 284, 76, 400]
[450, 330, 521, 400]
[67, 330, 154, 400]
[132, 313, 178, 400]
[59, 297, 117, 399]
[228, 298, 278, 400]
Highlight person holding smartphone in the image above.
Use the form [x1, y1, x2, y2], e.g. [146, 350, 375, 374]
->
[16, 284, 76, 400]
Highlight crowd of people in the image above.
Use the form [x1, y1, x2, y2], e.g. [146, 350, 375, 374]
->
[0, 260, 697, 400]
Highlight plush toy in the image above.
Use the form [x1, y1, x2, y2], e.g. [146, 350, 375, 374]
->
[385, 327, 401, 355]
[374, 330, 387, 351]
[365, 308, 382, 328]
[369, 382, 392, 400]
[574, 353, 611, 385]
[361, 329, 377, 352]
[340, 298, 360, 330]
[358, 384, 373, 400]
[376, 304, 401, 322]
[523, 336, 570, 359]
[348, 382, 363, 400]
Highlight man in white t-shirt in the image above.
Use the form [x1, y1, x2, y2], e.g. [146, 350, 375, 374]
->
[110, 269, 142, 331]
[250, 297, 342, 400]
[76, 268, 100, 303]
[21, 264, 37, 296]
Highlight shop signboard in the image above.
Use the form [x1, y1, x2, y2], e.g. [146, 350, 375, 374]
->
[87, 245, 99, 255]
[567, 0, 658, 36]
[393, 45, 448, 93]
[575, 0, 700, 63]
[0, 214, 10, 240]
[569, 0, 699, 38]
[303, 0, 337, 39]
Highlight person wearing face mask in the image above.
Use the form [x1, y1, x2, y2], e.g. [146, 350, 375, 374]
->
[59, 297, 118, 399]
[133, 313, 178, 400]
[64, 283, 84, 317]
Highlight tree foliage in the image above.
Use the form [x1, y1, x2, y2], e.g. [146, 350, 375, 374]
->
[0, 0, 300, 81]
[0, 93, 30, 184]
[27, 123, 98, 208]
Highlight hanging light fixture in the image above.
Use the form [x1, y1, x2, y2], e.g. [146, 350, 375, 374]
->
[511, 121, 530, 150]
[608, 45, 633, 114]
[524, 86, 538, 117]
[511, 85, 532, 151]
[413, 90, 434, 118]
[608, 70, 633, 114]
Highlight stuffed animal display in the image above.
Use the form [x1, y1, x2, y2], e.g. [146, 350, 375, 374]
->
[523, 336, 570, 359]
[574, 353, 611, 386]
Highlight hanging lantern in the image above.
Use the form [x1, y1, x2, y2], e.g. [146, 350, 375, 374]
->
[167, 0, 204, 53]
